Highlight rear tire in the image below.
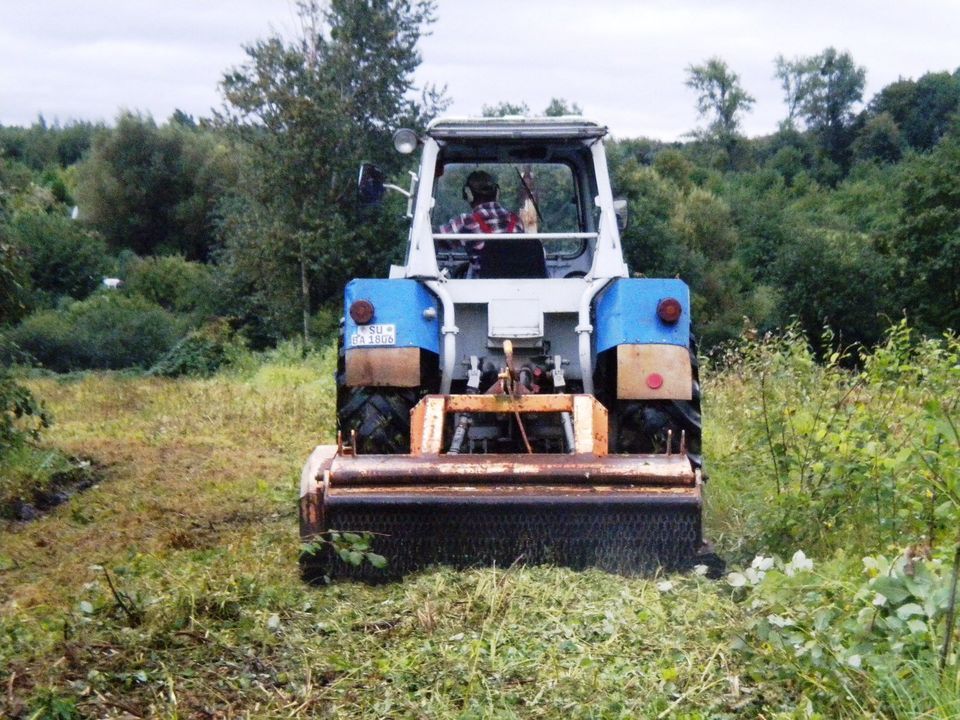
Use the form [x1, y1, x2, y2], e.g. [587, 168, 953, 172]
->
[335, 321, 420, 454]
[337, 386, 418, 454]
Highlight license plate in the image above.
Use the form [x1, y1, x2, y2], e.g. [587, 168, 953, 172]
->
[350, 323, 396, 347]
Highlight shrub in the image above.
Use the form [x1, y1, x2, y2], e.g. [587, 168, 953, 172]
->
[8, 211, 109, 307]
[708, 322, 960, 559]
[0, 368, 48, 453]
[123, 254, 220, 316]
[149, 319, 245, 377]
[8, 294, 186, 371]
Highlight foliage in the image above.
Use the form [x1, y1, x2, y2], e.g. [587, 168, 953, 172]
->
[543, 97, 583, 116]
[74, 113, 236, 260]
[782, 48, 867, 172]
[727, 551, 960, 718]
[301, 531, 387, 573]
[890, 133, 960, 334]
[0, 368, 48, 453]
[0, 232, 29, 324]
[772, 227, 896, 349]
[217, 0, 441, 343]
[480, 100, 531, 117]
[122, 253, 221, 317]
[0, 118, 105, 170]
[7, 293, 186, 371]
[852, 111, 904, 165]
[685, 56, 755, 164]
[149, 319, 245, 377]
[707, 322, 960, 558]
[871, 70, 960, 152]
[7, 211, 109, 309]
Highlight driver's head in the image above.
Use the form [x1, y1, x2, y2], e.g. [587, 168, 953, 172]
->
[463, 170, 499, 206]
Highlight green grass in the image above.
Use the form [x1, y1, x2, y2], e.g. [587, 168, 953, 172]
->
[2, 335, 959, 718]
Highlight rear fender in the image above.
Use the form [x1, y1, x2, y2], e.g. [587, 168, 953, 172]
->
[343, 279, 440, 387]
[594, 278, 692, 400]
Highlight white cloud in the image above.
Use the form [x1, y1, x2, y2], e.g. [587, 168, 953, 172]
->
[1, 0, 958, 138]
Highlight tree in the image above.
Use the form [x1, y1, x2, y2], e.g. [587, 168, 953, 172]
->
[792, 48, 866, 170]
[685, 57, 755, 164]
[481, 101, 530, 117]
[0, 231, 28, 325]
[852, 112, 903, 165]
[217, 0, 441, 344]
[871, 71, 960, 151]
[75, 113, 235, 260]
[543, 98, 582, 116]
[773, 54, 816, 129]
[774, 228, 895, 350]
[9, 212, 108, 307]
[891, 134, 960, 333]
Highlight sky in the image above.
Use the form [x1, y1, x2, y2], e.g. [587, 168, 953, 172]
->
[1, 0, 959, 141]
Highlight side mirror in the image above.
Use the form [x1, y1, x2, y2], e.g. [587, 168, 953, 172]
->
[613, 198, 629, 232]
[358, 163, 386, 206]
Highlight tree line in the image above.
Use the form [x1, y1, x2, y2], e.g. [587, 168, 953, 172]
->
[1, 0, 959, 372]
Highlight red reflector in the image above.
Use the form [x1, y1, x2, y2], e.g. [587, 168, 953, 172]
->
[646, 373, 664, 389]
[349, 299, 375, 325]
[657, 298, 682, 324]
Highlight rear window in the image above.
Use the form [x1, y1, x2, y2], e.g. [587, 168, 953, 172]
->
[433, 162, 582, 256]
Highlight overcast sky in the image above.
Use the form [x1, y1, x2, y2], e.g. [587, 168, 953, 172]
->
[1, 0, 958, 140]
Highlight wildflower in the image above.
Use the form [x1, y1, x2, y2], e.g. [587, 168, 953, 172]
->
[785, 550, 814, 577]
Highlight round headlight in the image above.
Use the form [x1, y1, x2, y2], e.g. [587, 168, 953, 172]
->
[392, 128, 418, 154]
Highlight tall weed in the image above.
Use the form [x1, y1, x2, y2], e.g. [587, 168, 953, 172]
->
[707, 321, 960, 559]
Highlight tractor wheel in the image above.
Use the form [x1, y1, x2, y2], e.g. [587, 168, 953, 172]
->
[614, 345, 702, 468]
[337, 387, 418, 454]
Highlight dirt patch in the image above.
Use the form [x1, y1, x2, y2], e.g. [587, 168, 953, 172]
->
[4, 456, 103, 522]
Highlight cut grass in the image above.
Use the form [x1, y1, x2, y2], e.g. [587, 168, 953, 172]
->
[1, 343, 956, 718]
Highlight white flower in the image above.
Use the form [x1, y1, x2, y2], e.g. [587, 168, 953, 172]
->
[727, 572, 747, 588]
[785, 550, 814, 576]
[656, 580, 674, 593]
[745, 567, 764, 584]
[847, 654, 862, 669]
[693, 564, 709, 576]
[872, 592, 887, 607]
[751, 555, 775, 572]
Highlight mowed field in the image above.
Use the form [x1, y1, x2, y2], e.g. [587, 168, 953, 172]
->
[2, 338, 959, 718]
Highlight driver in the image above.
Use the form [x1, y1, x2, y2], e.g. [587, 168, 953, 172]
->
[441, 170, 525, 235]
[440, 170, 524, 276]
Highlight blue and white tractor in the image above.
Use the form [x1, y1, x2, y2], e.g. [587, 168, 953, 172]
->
[301, 117, 718, 580]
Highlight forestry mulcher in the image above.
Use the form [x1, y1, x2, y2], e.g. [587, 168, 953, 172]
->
[301, 117, 717, 581]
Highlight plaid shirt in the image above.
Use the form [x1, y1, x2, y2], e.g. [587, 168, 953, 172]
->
[439, 202, 525, 235]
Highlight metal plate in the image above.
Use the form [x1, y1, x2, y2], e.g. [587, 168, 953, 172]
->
[350, 323, 396, 347]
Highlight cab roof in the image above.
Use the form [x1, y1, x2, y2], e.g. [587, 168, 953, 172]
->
[426, 116, 608, 141]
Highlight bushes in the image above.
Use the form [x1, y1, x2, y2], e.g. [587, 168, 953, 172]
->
[707, 322, 960, 560]
[0, 368, 48, 453]
[122, 254, 221, 317]
[149, 319, 245, 377]
[7, 293, 186, 371]
[8, 211, 109, 309]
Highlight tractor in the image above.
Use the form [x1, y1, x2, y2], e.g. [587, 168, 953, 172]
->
[300, 116, 719, 580]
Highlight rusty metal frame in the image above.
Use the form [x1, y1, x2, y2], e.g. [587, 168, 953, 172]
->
[409, 393, 607, 456]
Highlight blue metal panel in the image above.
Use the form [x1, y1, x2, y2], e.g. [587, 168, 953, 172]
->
[344, 279, 440, 353]
[594, 278, 691, 353]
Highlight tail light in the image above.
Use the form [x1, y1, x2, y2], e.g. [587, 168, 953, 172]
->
[656, 298, 682, 324]
[349, 299, 375, 325]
